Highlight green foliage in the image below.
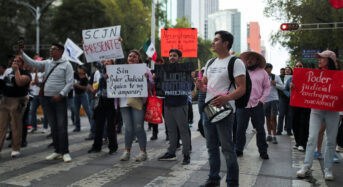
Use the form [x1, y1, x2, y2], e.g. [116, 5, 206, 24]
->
[264, 0, 343, 66]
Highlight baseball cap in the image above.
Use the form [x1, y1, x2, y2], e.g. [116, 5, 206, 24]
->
[315, 50, 336, 62]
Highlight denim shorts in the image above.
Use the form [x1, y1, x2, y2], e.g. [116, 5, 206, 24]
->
[264, 100, 279, 116]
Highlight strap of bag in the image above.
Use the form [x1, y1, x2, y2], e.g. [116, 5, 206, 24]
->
[42, 63, 60, 85]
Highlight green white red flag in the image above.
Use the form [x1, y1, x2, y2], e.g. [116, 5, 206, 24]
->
[329, 0, 343, 8]
[143, 39, 157, 62]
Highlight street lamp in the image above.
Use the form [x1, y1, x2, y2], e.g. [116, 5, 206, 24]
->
[13, 0, 55, 55]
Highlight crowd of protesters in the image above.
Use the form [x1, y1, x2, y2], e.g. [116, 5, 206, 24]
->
[0, 31, 342, 187]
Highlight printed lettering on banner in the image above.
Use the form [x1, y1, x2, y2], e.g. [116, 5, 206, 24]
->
[290, 68, 343, 111]
[154, 62, 194, 96]
[160, 28, 198, 57]
[82, 25, 124, 62]
[106, 64, 148, 98]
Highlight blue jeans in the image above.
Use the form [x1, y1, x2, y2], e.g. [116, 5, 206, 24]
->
[121, 107, 147, 149]
[236, 103, 268, 154]
[203, 112, 239, 186]
[198, 100, 206, 127]
[42, 97, 69, 154]
[304, 109, 339, 169]
[277, 96, 290, 133]
[29, 96, 49, 129]
[74, 93, 95, 133]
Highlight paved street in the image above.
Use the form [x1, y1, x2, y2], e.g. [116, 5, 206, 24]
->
[0, 104, 342, 187]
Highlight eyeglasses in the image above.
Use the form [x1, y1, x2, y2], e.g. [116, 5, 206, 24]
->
[212, 38, 221, 42]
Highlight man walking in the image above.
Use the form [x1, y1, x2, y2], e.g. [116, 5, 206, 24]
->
[264, 63, 283, 144]
[158, 49, 191, 165]
[235, 51, 270, 159]
[197, 31, 245, 187]
[20, 43, 74, 162]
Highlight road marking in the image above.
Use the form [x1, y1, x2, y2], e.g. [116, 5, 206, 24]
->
[144, 134, 206, 187]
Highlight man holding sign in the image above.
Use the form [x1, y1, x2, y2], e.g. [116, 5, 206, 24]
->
[296, 50, 342, 181]
[157, 49, 192, 165]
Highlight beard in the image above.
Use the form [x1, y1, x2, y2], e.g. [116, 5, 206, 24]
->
[247, 64, 258, 70]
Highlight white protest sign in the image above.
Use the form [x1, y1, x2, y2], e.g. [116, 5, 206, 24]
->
[106, 64, 148, 98]
[82, 25, 124, 62]
[63, 38, 83, 65]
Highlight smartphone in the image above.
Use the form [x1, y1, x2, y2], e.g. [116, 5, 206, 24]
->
[19, 37, 25, 44]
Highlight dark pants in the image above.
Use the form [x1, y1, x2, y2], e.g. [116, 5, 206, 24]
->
[92, 97, 118, 151]
[236, 103, 268, 154]
[22, 98, 31, 143]
[291, 106, 310, 148]
[42, 97, 69, 154]
[188, 101, 193, 123]
[277, 96, 290, 133]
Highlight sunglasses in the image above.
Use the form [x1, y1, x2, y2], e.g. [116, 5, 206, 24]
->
[295, 65, 303, 68]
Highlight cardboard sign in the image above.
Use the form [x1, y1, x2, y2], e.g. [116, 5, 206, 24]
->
[106, 64, 148, 98]
[154, 62, 194, 96]
[82, 25, 124, 62]
[63, 38, 83, 65]
[290, 68, 343, 111]
[161, 28, 197, 57]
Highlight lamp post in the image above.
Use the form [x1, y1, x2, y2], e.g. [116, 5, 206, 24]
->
[13, 0, 55, 55]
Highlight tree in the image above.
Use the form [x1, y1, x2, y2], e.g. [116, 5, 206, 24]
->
[264, 0, 343, 67]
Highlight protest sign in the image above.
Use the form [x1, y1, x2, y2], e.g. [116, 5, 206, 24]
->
[290, 68, 343, 111]
[106, 64, 148, 98]
[82, 25, 124, 62]
[161, 28, 197, 57]
[154, 62, 194, 96]
[63, 38, 83, 65]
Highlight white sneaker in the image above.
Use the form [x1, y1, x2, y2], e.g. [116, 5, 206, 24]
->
[63, 154, 72, 162]
[336, 145, 343, 152]
[292, 145, 299, 149]
[297, 146, 305, 152]
[120, 151, 130, 161]
[296, 166, 311, 178]
[37, 128, 48, 134]
[11, 151, 20, 158]
[324, 168, 334, 180]
[46, 153, 62, 160]
[135, 151, 147, 162]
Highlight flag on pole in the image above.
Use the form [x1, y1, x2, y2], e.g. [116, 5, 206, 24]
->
[329, 0, 343, 9]
[63, 38, 83, 65]
[143, 39, 157, 62]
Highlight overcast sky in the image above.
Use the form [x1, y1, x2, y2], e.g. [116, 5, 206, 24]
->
[219, 0, 290, 74]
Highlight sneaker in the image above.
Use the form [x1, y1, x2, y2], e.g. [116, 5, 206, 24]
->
[266, 135, 272, 142]
[324, 168, 334, 180]
[158, 152, 177, 161]
[73, 128, 80, 132]
[199, 179, 220, 187]
[135, 151, 147, 162]
[88, 148, 101, 154]
[11, 151, 20, 158]
[260, 152, 269, 160]
[63, 154, 72, 162]
[28, 128, 37, 133]
[296, 166, 311, 178]
[314, 151, 323, 159]
[182, 155, 190, 165]
[272, 137, 278, 144]
[276, 131, 282, 135]
[120, 151, 130, 161]
[150, 135, 157, 140]
[298, 146, 305, 152]
[85, 133, 94, 141]
[336, 145, 343, 152]
[46, 153, 62, 160]
[333, 154, 340, 163]
[293, 145, 299, 149]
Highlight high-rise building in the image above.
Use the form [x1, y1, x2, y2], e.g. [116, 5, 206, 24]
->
[247, 22, 261, 54]
[208, 9, 241, 53]
[177, 0, 192, 22]
[204, 0, 219, 39]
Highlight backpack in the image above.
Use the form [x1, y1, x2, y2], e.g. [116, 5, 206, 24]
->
[206, 56, 252, 108]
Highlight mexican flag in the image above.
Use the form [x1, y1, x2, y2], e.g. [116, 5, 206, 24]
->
[143, 39, 157, 62]
[329, 0, 343, 8]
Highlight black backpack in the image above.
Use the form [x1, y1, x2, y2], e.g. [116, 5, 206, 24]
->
[206, 56, 252, 108]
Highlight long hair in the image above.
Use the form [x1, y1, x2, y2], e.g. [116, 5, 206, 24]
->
[129, 49, 143, 63]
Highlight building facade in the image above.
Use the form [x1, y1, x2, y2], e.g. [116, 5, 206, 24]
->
[247, 22, 261, 54]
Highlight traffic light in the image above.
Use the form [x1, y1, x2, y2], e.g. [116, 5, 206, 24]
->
[280, 23, 299, 31]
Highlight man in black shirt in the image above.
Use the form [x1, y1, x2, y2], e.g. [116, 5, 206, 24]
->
[0, 56, 31, 158]
[73, 66, 95, 137]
